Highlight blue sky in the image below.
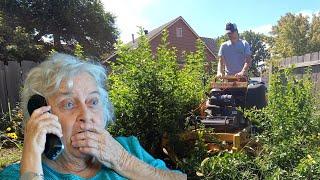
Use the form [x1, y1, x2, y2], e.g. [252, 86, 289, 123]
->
[102, 0, 320, 42]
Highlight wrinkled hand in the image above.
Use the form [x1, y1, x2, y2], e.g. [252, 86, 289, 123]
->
[216, 72, 223, 78]
[71, 122, 128, 170]
[24, 106, 63, 155]
[235, 71, 246, 77]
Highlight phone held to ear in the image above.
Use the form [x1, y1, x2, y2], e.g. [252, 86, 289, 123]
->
[27, 94, 64, 160]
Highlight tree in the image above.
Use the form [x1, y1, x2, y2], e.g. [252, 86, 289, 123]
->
[241, 30, 270, 76]
[309, 13, 320, 52]
[271, 12, 320, 58]
[0, 11, 45, 62]
[271, 13, 310, 57]
[0, 0, 118, 60]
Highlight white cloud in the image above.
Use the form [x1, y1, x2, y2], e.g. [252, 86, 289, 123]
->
[296, 10, 314, 18]
[101, 0, 155, 43]
[250, 24, 273, 36]
[296, 10, 320, 21]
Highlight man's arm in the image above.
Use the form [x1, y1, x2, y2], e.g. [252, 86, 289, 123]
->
[240, 55, 252, 75]
[217, 56, 225, 77]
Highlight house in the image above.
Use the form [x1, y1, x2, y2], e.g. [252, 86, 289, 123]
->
[105, 16, 216, 72]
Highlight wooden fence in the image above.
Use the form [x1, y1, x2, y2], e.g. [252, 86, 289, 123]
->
[1, 51, 319, 115]
[277, 51, 320, 92]
[0, 61, 38, 115]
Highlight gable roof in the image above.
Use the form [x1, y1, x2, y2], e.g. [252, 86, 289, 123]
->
[200, 37, 215, 54]
[105, 16, 216, 62]
[127, 16, 179, 49]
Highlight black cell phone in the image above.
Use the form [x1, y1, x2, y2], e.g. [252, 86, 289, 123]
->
[27, 94, 64, 160]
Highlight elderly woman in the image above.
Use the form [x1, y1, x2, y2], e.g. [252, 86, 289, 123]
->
[0, 53, 186, 179]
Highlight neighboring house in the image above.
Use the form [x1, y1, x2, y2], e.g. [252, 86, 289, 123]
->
[104, 16, 216, 72]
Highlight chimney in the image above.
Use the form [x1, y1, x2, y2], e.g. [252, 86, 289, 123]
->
[144, 30, 148, 35]
[132, 34, 135, 43]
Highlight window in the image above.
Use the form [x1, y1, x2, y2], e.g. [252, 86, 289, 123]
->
[176, 28, 183, 37]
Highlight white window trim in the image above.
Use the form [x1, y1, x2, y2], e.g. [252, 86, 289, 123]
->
[176, 28, 183, 37]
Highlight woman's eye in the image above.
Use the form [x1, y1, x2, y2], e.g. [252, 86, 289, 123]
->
[64, 101, 74, 110]
[91, 98, 99, 106]
[88, 97, 100, 107]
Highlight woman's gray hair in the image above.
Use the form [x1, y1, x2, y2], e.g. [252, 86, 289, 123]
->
[21, 53, 114, 126]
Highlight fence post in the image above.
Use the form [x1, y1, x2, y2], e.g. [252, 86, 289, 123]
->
[0, 61, 8, 114]
[304, 53, 311, 63]
[6, 61, 21, 110]
[311, 52, 319, 62]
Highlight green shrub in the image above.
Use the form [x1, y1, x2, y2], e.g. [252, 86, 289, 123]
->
[244, 66, 320, 178]
[0, 103, 23, 149]
[245, 67, 318, 142]
[255, 136, 310, 178]
[176, 125, 210, 178]
[291, 148, 320, 179]
[108, 29, 211, 155]
[265, 68, 317, 143]
[198, 152, 262, 180]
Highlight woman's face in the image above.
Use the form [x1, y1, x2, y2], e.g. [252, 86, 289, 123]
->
[48, 72, 105, 158]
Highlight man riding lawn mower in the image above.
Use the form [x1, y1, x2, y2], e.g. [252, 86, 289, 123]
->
[190, 22, 267, 150]
[161, 23, 267, 166]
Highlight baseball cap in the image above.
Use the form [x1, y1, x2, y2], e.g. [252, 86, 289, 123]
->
[225, 23, 238, 33]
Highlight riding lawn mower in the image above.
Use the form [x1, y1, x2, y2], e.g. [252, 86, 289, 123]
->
[161, 76, 267, 166]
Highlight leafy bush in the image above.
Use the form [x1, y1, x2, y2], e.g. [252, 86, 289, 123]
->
[244, 66, 320, 178]
[291, 148, 320, 179]
[255, 136, 310, 178]
[108, 29, 211, 155]
[266, 68, 317, 142]
[0, 103, 23, 149]
[245, 68, 319, 140]
[198, 152, 262, 180]
[176, 125, 211, 178]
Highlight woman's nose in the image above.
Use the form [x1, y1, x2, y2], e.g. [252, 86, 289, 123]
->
[77, 104, 93, 123]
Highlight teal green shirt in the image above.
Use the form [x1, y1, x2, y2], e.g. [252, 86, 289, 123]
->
[0, 136, 173, 180]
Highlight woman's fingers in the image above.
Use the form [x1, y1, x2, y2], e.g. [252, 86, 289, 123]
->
[32, 114, 62, 136]
[77, 143, 113, 167]
[39, 126, 63, 139]
[71, 138, 99, 148]
[24, 107, 63, 154]
[30, 106, 51, 120]
[79, 147, 98, 154]
[71, 130, 103, 151]
[79, 122, 104, 134]
[71, 124, 126, 169]
[37, 118, 63, 137]
[28, 110, 61, 130]
[71, 130, 97, 141]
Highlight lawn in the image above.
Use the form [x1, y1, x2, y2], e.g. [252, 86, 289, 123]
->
[0, 147, 21, 170]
